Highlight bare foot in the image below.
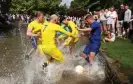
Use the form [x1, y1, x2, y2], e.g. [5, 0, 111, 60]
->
[80, 53, 87, 58]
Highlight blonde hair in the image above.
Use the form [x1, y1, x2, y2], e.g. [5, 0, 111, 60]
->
[50, 14, 58, 20]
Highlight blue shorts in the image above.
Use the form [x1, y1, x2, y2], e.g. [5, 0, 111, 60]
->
[30, 36, 37, 49]
[83, 43, 100, 55]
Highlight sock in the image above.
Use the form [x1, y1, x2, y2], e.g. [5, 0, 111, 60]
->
[85, 57, 90, 63]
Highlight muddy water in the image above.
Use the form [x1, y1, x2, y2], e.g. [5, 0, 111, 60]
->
[0, 23, 108, 84]
[0, 36, 25, 84]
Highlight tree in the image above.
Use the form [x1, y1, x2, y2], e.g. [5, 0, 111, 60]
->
[10, 0, 36, 13]
[68, 8, 87, 17]
[70, 0, 89, 9]
[0, 0, 12, 13]
[58, 4, 68, 15]
[10, 0, 62, 14]
[70, 0, 133, 11]
[38, 0, 61, 14]
[70, 0, 100, 11]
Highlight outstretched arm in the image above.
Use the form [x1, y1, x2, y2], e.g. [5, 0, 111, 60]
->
[27, 22, 40, 37]
[27, 27, 39, 37]
[56, 26, 76, 38]
[78, 28, 92, 32]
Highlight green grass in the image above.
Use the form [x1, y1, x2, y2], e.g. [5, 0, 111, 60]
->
[101, 36, 133, 69]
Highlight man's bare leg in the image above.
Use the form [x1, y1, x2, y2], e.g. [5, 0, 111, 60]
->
[25, 48, 35, 59]
[69, 46, 76, 58]
[69, 46, 73, 54]
[80, 52, 95, 65]
[60, 43, 66, 49]
[80, 53, 87, 58]
[89, 52, 96, 64]
[28, 48, 35, 55]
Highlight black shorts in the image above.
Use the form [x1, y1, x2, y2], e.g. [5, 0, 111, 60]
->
[124, 22, 129, 29]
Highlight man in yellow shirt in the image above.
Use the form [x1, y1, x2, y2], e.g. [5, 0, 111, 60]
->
[37, 14, 76, 68]
[60, 17, 79, 54]
[26, 11, 45, 59]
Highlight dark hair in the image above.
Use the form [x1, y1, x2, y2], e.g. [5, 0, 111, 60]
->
[35, 11, 44, 17]
[125, 4, 128, 7]
[60, 16, 67, 23]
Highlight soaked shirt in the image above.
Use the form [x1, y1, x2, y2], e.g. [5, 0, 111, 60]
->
[28, 20, 43, 33]
[41, 22, 74, 46]
[90, 21, 101, 45]
[68, 21, 78, 35]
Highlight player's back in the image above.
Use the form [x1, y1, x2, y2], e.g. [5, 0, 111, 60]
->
[68, 21, 78, 35]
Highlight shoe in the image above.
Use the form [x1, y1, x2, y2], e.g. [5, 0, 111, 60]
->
[42, 61, 50, 69]
[25, 55, 29, 60]
[85, 57, 90, 63]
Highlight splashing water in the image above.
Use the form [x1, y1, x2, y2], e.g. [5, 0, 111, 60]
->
[23, 43, 106, 84]
[0, 23, 106, 84]
[5, 23, 105, 84]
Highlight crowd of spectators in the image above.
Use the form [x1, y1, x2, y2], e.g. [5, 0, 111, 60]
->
[64, 4, 133, 42]
[1, 4, 133, 42]
[0, 13, 31, 24]
[94, 4, 132, 42]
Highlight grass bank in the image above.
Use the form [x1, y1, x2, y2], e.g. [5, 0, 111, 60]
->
[101, 37, 133, 69]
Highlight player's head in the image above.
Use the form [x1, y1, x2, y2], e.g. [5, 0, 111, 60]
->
[120, 4, 124, 9]
[125, 5, 129, 10]
[84, 14, 94, 24]
[110, 7, 114, 12]
[50, 14, 59, 24]
[35, 11, 44, 23]
[60, 16, 68, 24]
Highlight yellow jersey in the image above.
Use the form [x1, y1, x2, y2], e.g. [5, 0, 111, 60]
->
[41, 22, 75, 46]
[28, 20, 44, 34]
[43, 20, 49, 26]
[68, 21, 78, 35]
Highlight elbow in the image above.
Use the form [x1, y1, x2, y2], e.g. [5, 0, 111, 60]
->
[26, 32, 31, 36]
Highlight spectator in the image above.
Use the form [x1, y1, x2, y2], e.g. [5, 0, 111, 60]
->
[117, 4, 125, 36]
[124, 5, 131, 38]
[94, 11, 99, 22]
[100, 9, 107, 33]
[103, 30, 116, 42]
[106, 7, 117, 33]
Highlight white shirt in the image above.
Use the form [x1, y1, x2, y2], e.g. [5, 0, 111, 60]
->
[107, 11, 117, 24]
[100, 12, 107, 21]
[124, 9, 131, 22]
[110, 33, 115, 41]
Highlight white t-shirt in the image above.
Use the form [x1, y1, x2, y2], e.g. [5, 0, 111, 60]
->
[124, 9, 132, 22]
[107, 11, 117, 24]
[110, 33, 115, 41]
[100, 12, 107, 21]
